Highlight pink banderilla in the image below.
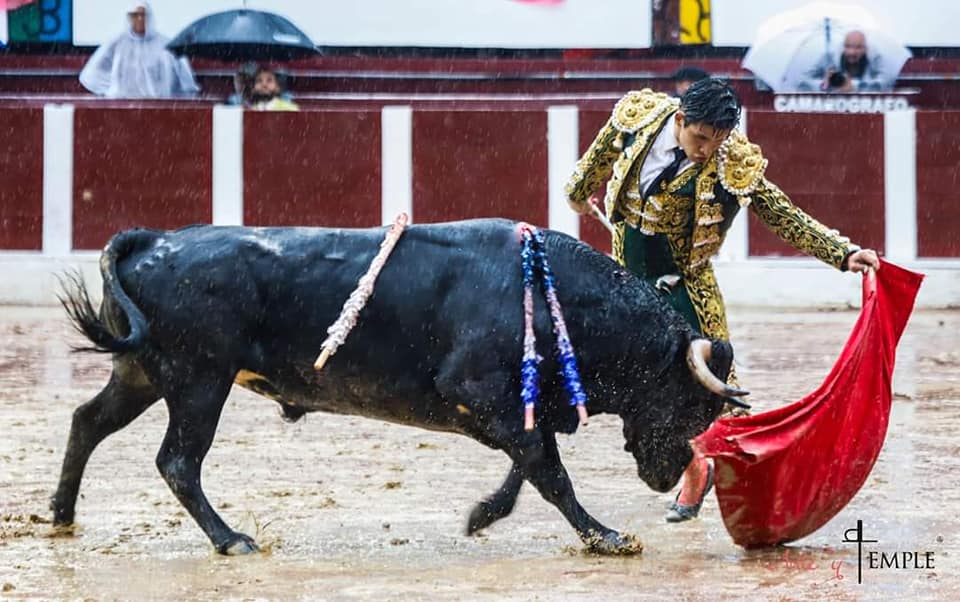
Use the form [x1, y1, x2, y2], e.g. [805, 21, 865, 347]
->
[314, 213, 409, 371]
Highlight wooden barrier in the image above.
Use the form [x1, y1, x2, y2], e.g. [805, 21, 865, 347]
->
[0, 107, 43, 250]
[0, 103, 957, 264]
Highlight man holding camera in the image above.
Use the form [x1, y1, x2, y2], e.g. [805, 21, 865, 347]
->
[806, 30, 894, 92]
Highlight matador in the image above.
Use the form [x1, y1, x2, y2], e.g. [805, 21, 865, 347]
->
[565, 78, 879, 522]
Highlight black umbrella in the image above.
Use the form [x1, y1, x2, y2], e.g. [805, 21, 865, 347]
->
[167, 9, 318, 61]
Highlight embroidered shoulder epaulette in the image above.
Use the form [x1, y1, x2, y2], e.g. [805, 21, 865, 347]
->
[716, 130, 768, 207]
[610, 89, 678, 134]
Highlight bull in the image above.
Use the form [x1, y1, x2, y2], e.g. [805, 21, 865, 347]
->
[52, 218, 745, 555]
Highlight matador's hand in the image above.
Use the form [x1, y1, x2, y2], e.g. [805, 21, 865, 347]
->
[567, 193, 601, 216]
[845, 249, 880, 273]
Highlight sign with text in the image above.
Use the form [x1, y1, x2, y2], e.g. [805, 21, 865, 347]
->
[774, 94, 912, 113]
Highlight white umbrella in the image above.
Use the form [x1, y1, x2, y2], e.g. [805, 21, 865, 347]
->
[742, 2, 911, 92]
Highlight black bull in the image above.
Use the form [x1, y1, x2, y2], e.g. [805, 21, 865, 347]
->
[53, 218, 745, 555]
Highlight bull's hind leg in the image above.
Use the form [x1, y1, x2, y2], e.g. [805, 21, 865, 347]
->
[51, 360, 159, 525]
[155, 370, 257, 555]
[466, 464, 523, 535]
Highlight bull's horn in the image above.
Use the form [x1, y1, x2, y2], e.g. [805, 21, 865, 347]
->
[686, 339, 750, 398]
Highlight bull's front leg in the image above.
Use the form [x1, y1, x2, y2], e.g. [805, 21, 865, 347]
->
[466, 463, 523, 535]
[513, 431, 641, 555]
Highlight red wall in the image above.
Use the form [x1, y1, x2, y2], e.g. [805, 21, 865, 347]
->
[244, 110, 381, 228]
[915, 112, 960, 257]
[412, 110, 548, 225]
[0, 107, 43, 250]
[0, 104, 956, 262]
[746, 112, 886, 258]
[72, 108, 212, 250]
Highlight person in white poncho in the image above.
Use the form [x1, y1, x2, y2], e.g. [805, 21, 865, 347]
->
[79, 2, 199, 98]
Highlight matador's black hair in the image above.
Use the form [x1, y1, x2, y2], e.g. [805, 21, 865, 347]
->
[679, 78, 742, 131]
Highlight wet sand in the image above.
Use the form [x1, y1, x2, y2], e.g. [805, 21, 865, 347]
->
[1, 305, 958, 601]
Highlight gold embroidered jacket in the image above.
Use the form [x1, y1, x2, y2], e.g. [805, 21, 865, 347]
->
[565, 89, 859, 339]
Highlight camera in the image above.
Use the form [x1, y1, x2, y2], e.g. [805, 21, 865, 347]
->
[828, 71, 849, 89]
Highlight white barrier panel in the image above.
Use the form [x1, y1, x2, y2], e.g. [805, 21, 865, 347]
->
[884, 110, 918, 263]
[381, 106, 413, 225]
[212, 105, 244, 226]
[42, 104, 74, 257]
[547, 106, 580, 239]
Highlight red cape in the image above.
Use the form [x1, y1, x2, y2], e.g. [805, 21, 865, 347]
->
[695, 261, 923, 547]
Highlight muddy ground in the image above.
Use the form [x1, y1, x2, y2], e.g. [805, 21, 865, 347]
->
[1, 305, 958, 601]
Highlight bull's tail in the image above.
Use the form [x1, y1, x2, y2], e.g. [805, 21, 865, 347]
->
[59, 230, 154, 354]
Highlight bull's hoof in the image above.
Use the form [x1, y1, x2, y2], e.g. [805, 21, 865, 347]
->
[583, 531, 643, 556]
[466, 497, 515, 536]
[49, 497, 75, 526]
[217, 533, 260, 555]
[466, 502, 496, 535]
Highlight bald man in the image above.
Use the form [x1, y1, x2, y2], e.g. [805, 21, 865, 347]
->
[801, 30, 895, 92]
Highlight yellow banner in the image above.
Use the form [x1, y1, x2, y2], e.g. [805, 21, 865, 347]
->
[680, 0, 712, 45]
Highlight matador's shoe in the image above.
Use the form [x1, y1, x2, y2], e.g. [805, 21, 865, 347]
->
[665, 463, 714, 523]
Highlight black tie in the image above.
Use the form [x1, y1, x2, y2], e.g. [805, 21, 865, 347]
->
[644, 146, 687, 198]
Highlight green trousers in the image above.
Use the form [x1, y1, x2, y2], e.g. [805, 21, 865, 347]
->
[621, 226, 702, 335]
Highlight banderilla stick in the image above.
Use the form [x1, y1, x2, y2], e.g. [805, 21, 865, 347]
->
[589, 201, 616, 235]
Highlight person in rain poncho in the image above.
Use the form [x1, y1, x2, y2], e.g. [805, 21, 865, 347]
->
[79, 3, 199, 98]
[566, 79, 879, 523]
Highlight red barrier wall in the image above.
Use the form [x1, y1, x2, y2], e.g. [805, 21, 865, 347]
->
[916, 112, 960, 258]
[412, 110, 548, 225]
[0, 104, 956, 263]
[746, 112, 886, 258]
[0, 107, 43, 250]
[244, 110, 381, 228]
[72, 108, 212, 250]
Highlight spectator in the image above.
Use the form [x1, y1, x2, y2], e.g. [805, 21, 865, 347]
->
[803, 30, 894, 92]
[79, 2, 199, 98]
[248, 66, 299, 111]
[671, 66, 710, 97]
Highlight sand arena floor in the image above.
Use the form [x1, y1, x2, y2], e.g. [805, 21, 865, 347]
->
[1, 305, 958, 601]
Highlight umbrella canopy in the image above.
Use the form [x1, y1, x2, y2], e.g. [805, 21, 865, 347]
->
[695, 261, 923, 548]
[742, 3, 911, 92]
[167, 9, 318, 61]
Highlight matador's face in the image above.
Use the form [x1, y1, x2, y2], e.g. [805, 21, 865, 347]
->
[673, 111, 731, 164]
